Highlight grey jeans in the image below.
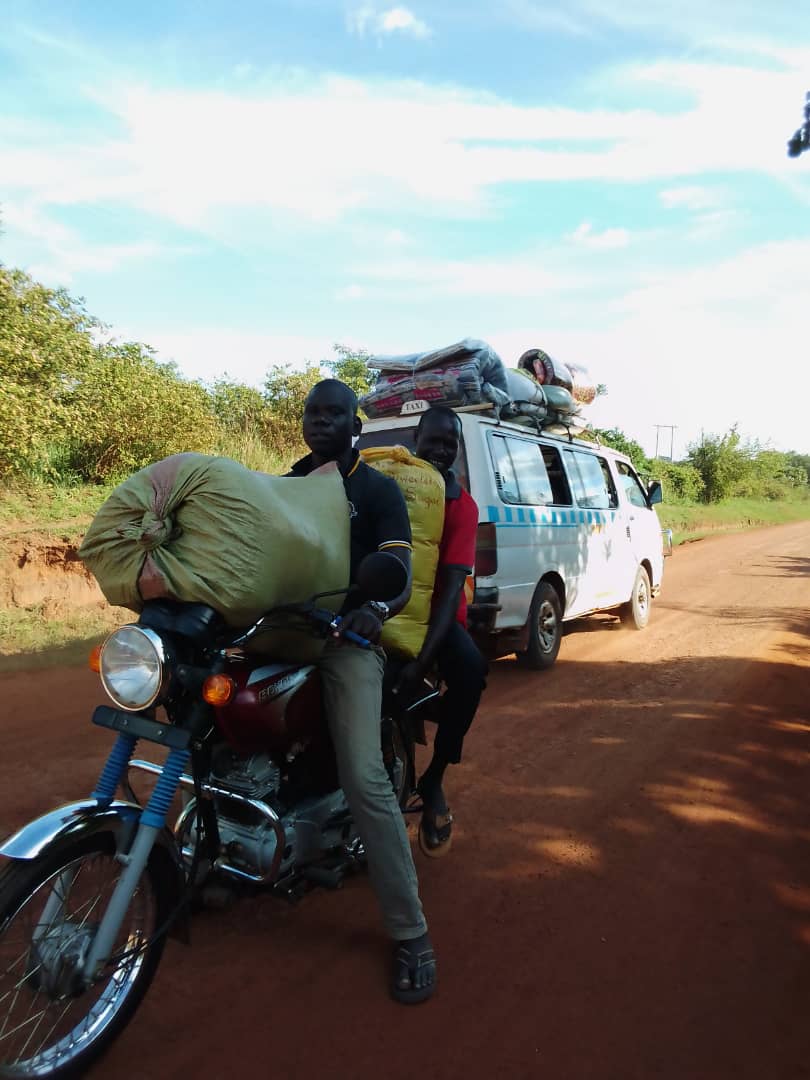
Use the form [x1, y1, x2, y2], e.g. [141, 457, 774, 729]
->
[318, 640, 427, 941]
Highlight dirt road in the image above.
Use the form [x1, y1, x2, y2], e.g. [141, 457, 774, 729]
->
[1, 522, 809, 1080]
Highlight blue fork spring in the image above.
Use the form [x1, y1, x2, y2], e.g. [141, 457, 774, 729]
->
[92, 734, 138, 806]
[140, 748, 192, 829]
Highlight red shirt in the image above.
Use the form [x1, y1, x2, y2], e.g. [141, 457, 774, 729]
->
[435, 477, 479, 627]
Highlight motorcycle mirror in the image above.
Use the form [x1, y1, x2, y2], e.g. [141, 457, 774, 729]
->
[354, 551, 408, 601]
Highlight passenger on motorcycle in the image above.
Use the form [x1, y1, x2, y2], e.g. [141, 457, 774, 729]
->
[287, 379, 436, 1004]
[396, 405, 489, 856]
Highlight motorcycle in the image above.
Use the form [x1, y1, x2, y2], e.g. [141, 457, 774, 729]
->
[0, 553, 436, 1079]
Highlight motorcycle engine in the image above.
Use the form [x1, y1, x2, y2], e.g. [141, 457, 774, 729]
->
[210, 746, 281, 800]
[203, 745, 354, 883]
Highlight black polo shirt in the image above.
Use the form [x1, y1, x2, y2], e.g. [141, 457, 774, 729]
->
[288, 449, 412, 610]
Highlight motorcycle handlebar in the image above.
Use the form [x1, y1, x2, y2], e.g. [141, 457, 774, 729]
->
[228, 603, 373, 651]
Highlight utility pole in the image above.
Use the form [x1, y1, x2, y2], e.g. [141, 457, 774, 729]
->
[653, 424, 677, 461]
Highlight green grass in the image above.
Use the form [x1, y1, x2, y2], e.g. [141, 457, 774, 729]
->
[0, 438, 295, 539]
[0, 481, 113, 538]
[658, 495, 810, 545]
[0, 605, 129, 671]
[1, 484, 809, 667]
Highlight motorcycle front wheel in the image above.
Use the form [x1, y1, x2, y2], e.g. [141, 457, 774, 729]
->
[0, 832, 173, 1079]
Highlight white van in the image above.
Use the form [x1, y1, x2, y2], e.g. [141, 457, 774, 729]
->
[358, 407, 666, 669]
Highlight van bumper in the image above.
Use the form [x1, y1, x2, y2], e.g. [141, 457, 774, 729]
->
[468, 586, 500, 633]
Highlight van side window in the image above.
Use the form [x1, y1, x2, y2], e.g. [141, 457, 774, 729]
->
[489, 434, 571, 506]
[540, 446, 572, 505]
[564, 449, 619, 509]
[615, 461, 649, 509]
[489, 435, 522, 504]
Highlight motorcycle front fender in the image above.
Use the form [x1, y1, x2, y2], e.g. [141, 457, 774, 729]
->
[0, 800, 189, 942]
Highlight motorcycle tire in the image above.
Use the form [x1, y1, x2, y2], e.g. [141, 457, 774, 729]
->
[0, 831, 174, 1080]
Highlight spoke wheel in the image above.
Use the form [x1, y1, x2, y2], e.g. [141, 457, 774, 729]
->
[0, 834, 171, 1079]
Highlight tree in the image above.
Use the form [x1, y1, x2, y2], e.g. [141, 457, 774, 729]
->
[0, 266, 101, 477]
[589, 427, 650, 472]
[63, 343, 220, 482]
[325, 343, 375, 399]
[687, 427, 753, 503]
[262, 362, 322, 455]
[209, 378, 268, 435]
[785, 452, 810, 486]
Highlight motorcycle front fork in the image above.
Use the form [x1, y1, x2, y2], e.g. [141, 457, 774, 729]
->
[75, 734, 189, 981]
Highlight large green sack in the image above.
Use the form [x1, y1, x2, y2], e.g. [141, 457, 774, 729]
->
[78, 454, 351, 632]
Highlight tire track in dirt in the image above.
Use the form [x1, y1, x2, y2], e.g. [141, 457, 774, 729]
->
[0, 522, 808, 1080]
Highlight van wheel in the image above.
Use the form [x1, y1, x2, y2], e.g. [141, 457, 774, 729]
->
[517, 582, 563, 670]
[620, 566, 651, 629]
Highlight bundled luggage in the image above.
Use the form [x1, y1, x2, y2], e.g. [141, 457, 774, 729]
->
[361, 336, 597, 437]
[360, 446, 445, 659]
[78, 453, 351, 628]
[360, 338, 510, 418]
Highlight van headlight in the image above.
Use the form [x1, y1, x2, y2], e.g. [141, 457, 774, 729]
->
[100, 626, 169, 712]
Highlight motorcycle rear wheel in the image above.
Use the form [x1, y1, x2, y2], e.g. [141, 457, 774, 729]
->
[0, 832, 172, 1079]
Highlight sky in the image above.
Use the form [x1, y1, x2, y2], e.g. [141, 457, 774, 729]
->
[1, 0, 809, 458]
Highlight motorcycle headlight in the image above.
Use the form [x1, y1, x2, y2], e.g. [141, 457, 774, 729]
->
[100, 626, 169, 712]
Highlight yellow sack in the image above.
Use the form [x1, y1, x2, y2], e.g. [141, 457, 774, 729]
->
[361, 445, 445, 659]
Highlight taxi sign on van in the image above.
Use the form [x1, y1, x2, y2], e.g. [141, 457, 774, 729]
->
[400, 399, 429, 416]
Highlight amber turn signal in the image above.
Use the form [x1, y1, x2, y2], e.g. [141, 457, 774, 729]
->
[202, 674, 236, 706]
[88, 643, 103, 673]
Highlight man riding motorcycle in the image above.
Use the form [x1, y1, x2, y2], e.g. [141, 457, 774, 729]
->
[287, 379, 436, 1004]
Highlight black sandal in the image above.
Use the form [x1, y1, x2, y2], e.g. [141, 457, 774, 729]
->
[416, 782, 453, 858]
[391, 943, 437, 1004]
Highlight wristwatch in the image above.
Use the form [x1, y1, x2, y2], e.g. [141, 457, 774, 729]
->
[363, 600, 390, 622]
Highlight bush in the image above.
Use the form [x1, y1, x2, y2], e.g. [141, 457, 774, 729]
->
[0, 267, 98, 478]
[652, 460, 705, 503]
[61, 344, 220, 482]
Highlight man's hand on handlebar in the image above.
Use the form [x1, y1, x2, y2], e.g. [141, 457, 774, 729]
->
[334, 604, 384, 646]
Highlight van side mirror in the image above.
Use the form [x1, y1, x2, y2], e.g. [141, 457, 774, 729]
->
[647, 479, 663, 506]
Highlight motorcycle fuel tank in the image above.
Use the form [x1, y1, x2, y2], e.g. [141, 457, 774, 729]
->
[215, 661, 323, 754]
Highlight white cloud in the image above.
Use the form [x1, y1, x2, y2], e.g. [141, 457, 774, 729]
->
[1, 202, 174, 283]
[348, 5, 431, 39]
[485, 235, 810, 455]
[659, 185, 725, 211]
[2, 49, 807, 229]
[569, 222, 630, 249]
[143, 329, 338, 386]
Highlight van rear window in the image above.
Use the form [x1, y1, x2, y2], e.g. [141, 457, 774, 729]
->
[357, 426, 470, 490]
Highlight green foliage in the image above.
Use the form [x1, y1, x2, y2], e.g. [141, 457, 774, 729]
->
[786, 452, 810, 485]
[0, 266, 99, 478]
[262, 362, 322, 456]
[209, 378, 268, 435]
[326, 343, 374, 398]
[651, 460, 705, 503]
[590, 427, 650, 471]
[687, 428, 809, 503]
[687, 427, 753, 503]
[61, 343, 220, 482]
